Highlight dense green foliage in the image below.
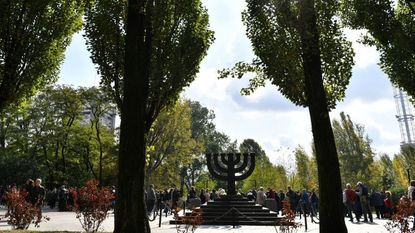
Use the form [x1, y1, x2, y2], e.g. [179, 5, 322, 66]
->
[340, 0, 415, 101]
[332, 112, 374, 185]
[0, 0, 87, 112]
[219, 0, 354, 109]
[84, 0, 215, 124]
[146, 100, 196, 186]
[0, 85, 117, 188]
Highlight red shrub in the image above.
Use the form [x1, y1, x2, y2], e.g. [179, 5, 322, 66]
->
[2, 188, 42, 229]
[71, 180, 115, 233]
[385, 196, 415, 233]
[174, 208, 203, 233]
[276, 200, 302, 233]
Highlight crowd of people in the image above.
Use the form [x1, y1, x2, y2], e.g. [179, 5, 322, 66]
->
[144, 185, 229, 215]
[343, 180, 415, 226]
[2, 178, 415, 227]
[145, 180, 415, 226]
[0, 180, 84, 213]
[245, 186, 319, 218]
[0, 178, 46, 223]
[144, 184, 320, 218]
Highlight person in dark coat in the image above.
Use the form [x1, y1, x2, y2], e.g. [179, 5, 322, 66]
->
[370, 190, 384, 219]
[171, 187, 180, 209]
[32, 178, 46, 222]
[199, 189, 206, 204]
[23, 179, 34, 203]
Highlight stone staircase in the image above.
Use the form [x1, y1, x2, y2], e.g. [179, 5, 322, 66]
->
[170, 196, 285, 226]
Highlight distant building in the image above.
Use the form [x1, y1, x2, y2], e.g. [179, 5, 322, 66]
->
[81, 107, 117, 130]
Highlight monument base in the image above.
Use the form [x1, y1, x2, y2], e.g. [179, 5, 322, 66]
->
[170, 196, 289, 226]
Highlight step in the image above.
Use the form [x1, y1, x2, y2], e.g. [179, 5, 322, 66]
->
[200, 207, 269, 212]
[184, 211, 278, 217]
[170, 219, 292, 226]
[204, 202, 258, 206]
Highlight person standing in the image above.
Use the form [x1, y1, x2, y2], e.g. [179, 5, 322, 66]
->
[408, 180, 415, 228]
[24, 179, 34, 203]
[310, 189, 319, 217]
[171, 187, 180, 209]
[384, 191, 393, 219]
[204, 188, 210, 203]
[188, 186, 196, 200]
[345, 183, 357, 222]
[32, 178, 46, 223]
[146, 184, 156, 214]
[199, 189, 206, 204]
[286, 187, 296, 211]
[370, 189, 384, 219]
[356, 181, 372, 222]
[256, 187, 266, 206]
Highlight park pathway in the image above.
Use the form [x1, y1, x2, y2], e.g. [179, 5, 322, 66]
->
[0, 207, 393, 232]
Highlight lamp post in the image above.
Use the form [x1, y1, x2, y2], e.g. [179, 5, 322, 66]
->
[405, 0, 415, 14]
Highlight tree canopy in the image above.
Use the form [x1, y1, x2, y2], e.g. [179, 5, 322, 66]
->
[84, 0, 215, 126]
[340, 0, 415, 101]
[332, 112, 375, 185]
[0, 85, 117, 187]
[219, 0, 354, 109]
[0, 0, 87, 112]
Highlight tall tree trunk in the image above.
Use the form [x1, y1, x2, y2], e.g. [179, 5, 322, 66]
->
[0, 114, 5, 151]
[95, 121, 103, 186]
[298, 1, 347, 233]
[114, 0, 152, 232]
[61, 144, 66, 173]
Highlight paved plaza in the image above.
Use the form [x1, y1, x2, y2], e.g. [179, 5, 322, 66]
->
[0, 207, 397, 232]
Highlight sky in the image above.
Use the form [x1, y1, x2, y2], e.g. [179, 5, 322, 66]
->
[58, 0, 413, 165]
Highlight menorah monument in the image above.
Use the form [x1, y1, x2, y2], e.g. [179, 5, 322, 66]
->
[171, 152, 284, 225]
[206, 153, 255, 196]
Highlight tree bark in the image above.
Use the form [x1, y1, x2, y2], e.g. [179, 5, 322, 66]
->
[298, 0, 347, 233]
[95, 120, 103, 186]
[114, 0, 152, 232]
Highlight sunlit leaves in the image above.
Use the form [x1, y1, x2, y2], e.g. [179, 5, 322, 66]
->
[340, 0, 415, 101]
[84, 0, 215, 126]
[219, 0, 354, 109]
[0, 0, 87, 111]
[332, 112, 375, 185]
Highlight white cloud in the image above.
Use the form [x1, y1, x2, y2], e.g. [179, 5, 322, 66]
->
[344, 29, 380, 69]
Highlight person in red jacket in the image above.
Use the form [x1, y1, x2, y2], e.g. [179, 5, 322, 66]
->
[344, 183, 358, 222]
[384, 191, 393, 219]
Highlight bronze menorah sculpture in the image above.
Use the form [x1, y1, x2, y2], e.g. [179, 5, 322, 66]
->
[206, 153, 255, 196]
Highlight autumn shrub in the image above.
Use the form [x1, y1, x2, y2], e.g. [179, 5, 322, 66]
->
[2, 188, 44, 229]
[275, 200, 302, 233]
[71, 180, 114, 233]
[385, 196, 415, 233]
[174, 207, 203, 233]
